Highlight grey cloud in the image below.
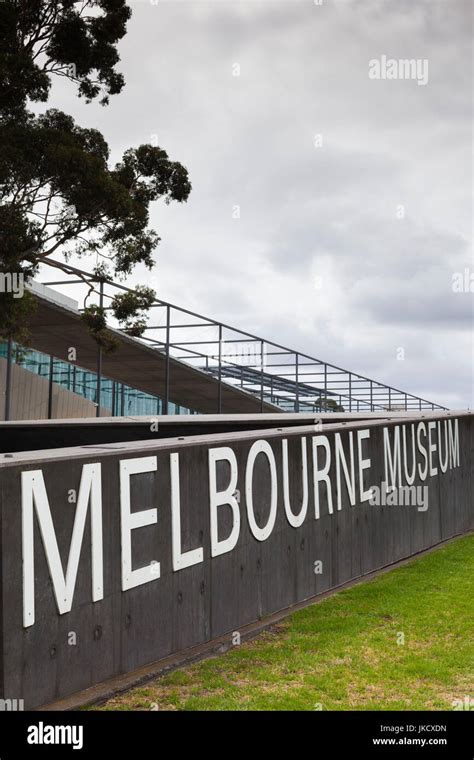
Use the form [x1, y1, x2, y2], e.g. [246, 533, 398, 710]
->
[42, 0, 473, 408]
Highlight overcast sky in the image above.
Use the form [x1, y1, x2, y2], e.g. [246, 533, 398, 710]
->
[43, 0, 473, 408]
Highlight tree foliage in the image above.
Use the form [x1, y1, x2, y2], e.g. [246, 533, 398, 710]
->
[0, 1, 191, 348]
[0, 0, 131, 115]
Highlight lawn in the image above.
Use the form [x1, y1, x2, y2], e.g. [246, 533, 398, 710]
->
[99, 534, 474, 711]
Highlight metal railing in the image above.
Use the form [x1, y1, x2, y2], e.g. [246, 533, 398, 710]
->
[25, 259, 447, 416]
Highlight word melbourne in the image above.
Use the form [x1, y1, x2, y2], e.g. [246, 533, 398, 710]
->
[21, 419, 460, 627]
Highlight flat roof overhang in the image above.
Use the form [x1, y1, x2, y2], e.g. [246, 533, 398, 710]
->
[20, 295, 280, 415]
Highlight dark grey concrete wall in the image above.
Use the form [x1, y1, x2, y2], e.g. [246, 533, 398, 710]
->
[0, 413, 472, 708]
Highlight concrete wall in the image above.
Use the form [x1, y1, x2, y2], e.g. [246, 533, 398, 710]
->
[0, 358, 110, 420]
[0, 412, 471, 708]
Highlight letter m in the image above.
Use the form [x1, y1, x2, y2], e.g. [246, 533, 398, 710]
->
[22, 464, 103, 628]
[448, 419, 460, 468]
[383, 426, 402, 488]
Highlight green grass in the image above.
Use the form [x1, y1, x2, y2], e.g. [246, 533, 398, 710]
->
[99, 534, 474, 711]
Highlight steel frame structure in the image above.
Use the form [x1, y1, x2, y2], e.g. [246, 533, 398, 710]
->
[7, 259, 447, 418]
